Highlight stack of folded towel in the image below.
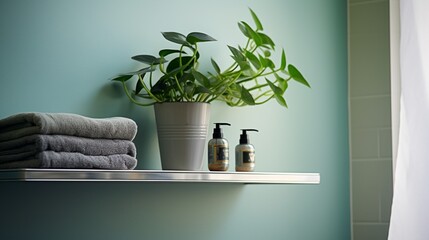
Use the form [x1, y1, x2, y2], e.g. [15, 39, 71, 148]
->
[0, 112, 138, 170]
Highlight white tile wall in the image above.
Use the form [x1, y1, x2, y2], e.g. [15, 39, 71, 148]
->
[349, 0, 393, 239]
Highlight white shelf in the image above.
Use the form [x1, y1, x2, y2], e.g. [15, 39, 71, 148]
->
[0, 169, 320, 184]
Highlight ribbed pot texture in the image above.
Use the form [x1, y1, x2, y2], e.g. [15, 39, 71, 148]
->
[154, 102, 211, 170]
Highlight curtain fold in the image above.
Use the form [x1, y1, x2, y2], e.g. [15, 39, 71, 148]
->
[388, 0, 429, 239]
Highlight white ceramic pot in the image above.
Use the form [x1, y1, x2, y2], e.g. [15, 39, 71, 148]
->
[154, 102, 211, 170]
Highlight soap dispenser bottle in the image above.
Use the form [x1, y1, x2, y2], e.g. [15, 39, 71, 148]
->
[208, 123, 231, 171]
[235, 129, 258, 172]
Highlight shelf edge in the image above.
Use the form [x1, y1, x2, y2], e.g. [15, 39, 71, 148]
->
[0, 169, 320, 184]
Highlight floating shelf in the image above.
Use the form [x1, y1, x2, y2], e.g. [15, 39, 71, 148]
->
[0, 169, 320, 184]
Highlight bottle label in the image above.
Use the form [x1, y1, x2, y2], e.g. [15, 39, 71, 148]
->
[216, 146, 228, 161]
[209, 145, 228, 163]
[242, 151, 255, 163]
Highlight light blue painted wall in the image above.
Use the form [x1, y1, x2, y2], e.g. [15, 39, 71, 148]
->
[0, 0, 349, 239]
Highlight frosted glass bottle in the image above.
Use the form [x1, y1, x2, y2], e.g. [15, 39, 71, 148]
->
[235, 129, 258, 172]
[208, 123, 231, 171]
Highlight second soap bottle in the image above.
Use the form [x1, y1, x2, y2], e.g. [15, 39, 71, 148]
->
[208, 123, 231, 171]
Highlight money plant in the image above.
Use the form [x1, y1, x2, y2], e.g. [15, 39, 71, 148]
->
[112, 8, 310, 108]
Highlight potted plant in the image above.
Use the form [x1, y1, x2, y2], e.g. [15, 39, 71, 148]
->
[112, 8, 310, 170]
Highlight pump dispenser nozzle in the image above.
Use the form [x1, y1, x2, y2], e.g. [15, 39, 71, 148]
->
[213, 123, 231, 138]
[239, 129, 258, 144]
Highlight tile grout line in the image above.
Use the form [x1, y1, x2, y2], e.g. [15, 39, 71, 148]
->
[354, 222, 390, 226]
[350, 0, 388, 7]
[351, 158, 392, 162]
[351, 126, 392, 131]
[347, 0, 354, 236]
[379, 193, 383, 222]
[350, 94, 391, 100]
[377, 128, 381, 159]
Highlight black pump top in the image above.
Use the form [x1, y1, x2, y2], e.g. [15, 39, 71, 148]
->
[212, 123, 231, 138]
[239, 129, 259, 144]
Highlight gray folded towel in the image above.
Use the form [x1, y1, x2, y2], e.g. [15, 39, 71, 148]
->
[0, 134, 137, 163]
[0, 112, 138, 141]
[0, 151, 137, 170]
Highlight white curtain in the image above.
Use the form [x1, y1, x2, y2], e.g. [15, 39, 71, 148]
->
[388, 0, 429, 239]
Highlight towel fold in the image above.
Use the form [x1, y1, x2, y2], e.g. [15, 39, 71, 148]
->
[0, 112, 137, 141]
[0, 112, 139, 170]
[0, 151, 137, 169]
[0, 134, 136, 163]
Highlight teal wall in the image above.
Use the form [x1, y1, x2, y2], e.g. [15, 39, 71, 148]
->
[0, 0, 349, 239]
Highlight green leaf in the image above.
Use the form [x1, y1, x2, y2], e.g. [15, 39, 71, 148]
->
[266, 79, 287, 107]
[275, 94, 288, 107]
[249, 8, 263, 31]
[159, 49, 186, 58]
[280, 49, 287, 70]
[245, 50, 261, 70]
[208, 74, 222, 87]
[186, 32, 216, 44]
[279, 78, 288, 92]
[258, 54, 268, 67]
[228, 45, 246, 62]
[211, 59, 221, 74]
[231, 49, 252, 74]
[266, 79, 282, 95]
[191, 69, 210, 87]
[135, 74, 145, 94]
[124, 66, 155, 76]
[288, 64, 310, 87]
[274, 73, 288, 92]
[178, 72, 193, 83]
[184, 82, 195, 96]
[258, 32, 275, 49]
[266, 58, 275, 69]
[131, 55, 165, 65]
[195, 85, 211, 94]
[240, 86, 255, 105]
[238, 22, 251, 38]
[240, 21, 262, 46]
[151, 78, 168, 94]
[111, 75, 133, 82]
[161, 32, 188, 45]
[228, 83, 242, 98]
[166, 56, 194, 73]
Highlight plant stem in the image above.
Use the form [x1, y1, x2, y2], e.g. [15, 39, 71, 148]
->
[139, 75, 161, 102]
[248, 83, 269, 91]
[121, 81, 154, 106]
[255, 95, 274, 105]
